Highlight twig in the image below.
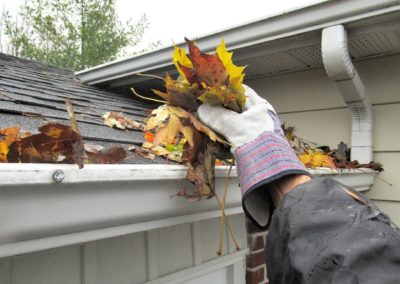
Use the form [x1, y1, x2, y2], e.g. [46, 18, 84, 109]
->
[357, 168, 393, 187]
[137, 73, 165, 81]
[213, 190, 240, 254]
[217, 162, 233, 255]
[131, 87, 167, 104]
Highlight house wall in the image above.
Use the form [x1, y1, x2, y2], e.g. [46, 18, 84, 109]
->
[244, 53, 399, 284]
[0, 215, 247, 284]
[248, 53, 400, 225]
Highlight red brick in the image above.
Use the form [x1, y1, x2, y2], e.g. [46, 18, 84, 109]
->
[249, 235, 265, 251]
[247, 250, 266, 268]
[246, 266, 265, 284]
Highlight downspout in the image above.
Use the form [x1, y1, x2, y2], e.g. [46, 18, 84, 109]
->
[321, 25, 373, 163]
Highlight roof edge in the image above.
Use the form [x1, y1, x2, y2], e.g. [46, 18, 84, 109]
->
[76, 0, 400, 85]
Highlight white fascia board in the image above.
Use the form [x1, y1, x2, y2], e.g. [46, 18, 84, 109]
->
[76, 0, 400, 85]
[0, 164, 376, 257]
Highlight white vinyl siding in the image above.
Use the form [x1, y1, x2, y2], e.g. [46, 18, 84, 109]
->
[0, 215, 247, 284]
[249, 53, 400, 225]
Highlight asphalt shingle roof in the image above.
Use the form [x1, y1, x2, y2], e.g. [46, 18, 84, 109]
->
[0, 53, 165, 164]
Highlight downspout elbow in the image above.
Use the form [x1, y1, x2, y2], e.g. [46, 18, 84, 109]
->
[322, 25, 373, 164]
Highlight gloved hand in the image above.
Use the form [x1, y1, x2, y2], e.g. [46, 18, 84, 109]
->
[198, 85, 310, 228]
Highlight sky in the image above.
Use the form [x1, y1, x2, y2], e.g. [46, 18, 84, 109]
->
[1, 0, 326, 54]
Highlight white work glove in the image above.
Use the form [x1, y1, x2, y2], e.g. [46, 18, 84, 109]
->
[198, 85, 276, 147]
[198, 85, 309, 228]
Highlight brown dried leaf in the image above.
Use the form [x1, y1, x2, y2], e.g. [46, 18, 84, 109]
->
[152, 74, 202, 111]
[66, 98, 79, 134]
[129, 145, 155, 160]
[86, 147, 127, 164]
[184, 140, 218, 199]
[185, 38, 228, 86]
[7, 123, 85, 168]
[102, 112, 145, 131]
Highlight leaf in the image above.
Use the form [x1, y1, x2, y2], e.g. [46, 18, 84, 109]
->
[172, 46, 195, 83]
[0, 126, 20, 162]
[86, 147, 127, 164]
[185, 38, 228, 86]
[7, 123, 85, 168]
[102, 112, 145, 131]
[216, 38, 246, 94]
[198, 84, 243, 113]
[299, 152, 336, 168]
[129, 145, 155, 160]
[66, 98, 79, 134]
[153, 74, 201, 111]
[84, 143, 105, 154]
[185, 140, 218, 198]
[144, 132, 154, 143]
[165, 106, 227, 145]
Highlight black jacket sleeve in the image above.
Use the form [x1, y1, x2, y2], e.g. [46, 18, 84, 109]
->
[266, 177, 400, 284]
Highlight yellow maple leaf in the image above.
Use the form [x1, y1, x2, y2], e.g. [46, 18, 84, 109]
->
[216, 38, 246, 95]
[172, 46, 193, 81]
[299, 152, 335, 168]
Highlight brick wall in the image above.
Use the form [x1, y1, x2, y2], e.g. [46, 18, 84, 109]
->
[246, 218, 269, 284]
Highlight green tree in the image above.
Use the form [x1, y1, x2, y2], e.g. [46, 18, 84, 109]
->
[2, 0, 150, 70]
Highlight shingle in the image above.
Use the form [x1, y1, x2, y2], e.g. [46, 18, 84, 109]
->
[0, 53, 165, 165]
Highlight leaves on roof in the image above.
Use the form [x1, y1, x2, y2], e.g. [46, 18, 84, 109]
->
[102, 112, 145, 131]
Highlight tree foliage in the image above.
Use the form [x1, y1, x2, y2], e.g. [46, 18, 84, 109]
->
[2, 0, 150, 70]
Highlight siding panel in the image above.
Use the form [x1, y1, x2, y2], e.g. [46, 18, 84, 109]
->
[371, 200, 400, 226]
[0, 258, 10, 284]
[365, 152, 400, 202]
[226, 215, 246, 254]
[374, 104, 400, 152]
[200, 218, 228, 263]
[279, 109, 352, 148]
[11, 246, 81, 284]
[155, 224, 193, 276]
[96, 233, 146, 284]
[248, 54, 400, 113]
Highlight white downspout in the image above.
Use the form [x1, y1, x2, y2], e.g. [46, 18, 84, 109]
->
[321, 25, 373, 163]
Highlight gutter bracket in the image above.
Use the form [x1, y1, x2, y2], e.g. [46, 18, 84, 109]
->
[321, 25, 373, 163]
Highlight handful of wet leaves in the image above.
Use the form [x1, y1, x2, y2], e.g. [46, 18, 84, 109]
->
[133, 38, 247, 200]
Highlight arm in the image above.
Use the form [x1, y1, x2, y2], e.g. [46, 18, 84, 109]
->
[198, 85, 400, 283]
[267, 177, 400, 284]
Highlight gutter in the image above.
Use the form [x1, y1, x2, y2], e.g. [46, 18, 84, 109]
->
[76, 0, 400, 85]
[322, 25, 373, 163]
[0, 164, 375, 257]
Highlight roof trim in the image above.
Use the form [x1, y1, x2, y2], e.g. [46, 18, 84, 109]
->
[76, 0, 400, 85]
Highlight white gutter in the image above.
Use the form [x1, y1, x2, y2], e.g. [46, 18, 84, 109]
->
[76, 0, 400, 85]
[322, 25, 373, 163]
[0, 164, 376, 257]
